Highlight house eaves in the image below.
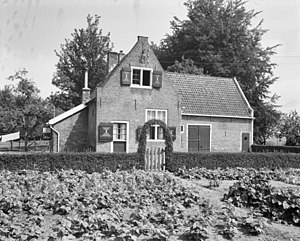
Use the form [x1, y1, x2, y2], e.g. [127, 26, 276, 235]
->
[47, 103, 87, 125]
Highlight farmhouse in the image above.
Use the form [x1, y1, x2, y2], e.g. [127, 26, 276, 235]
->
[47, 36, 254, 153]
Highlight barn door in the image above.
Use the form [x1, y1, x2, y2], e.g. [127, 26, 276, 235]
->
[241, 132, 250, 152]
[188, 125, 210, 152]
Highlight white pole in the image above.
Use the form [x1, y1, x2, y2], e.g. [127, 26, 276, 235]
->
[84, 70, 88, 88]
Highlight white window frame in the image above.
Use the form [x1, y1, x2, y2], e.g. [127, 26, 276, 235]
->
[145, 109, 167, 141]
[110, 121, 129, 153]
[131, 67, 153, 88]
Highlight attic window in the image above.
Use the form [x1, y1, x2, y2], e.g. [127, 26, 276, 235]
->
[131, 67, 152, 87]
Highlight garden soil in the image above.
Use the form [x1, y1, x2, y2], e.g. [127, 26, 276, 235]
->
[170, 176, 300, 241]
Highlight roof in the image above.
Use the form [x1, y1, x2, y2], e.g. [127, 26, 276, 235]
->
[47, 103, 87, 125]
[167, 72, 253, 118]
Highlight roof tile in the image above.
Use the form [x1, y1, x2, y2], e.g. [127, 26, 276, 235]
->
[166, 72, 252, 118]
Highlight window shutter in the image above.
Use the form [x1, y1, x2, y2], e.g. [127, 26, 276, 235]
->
[98, 123, 113, 142]
[169, 126, 176, 141]
[152, 70, 162, 88]
[121, 67, 131, 86]
[136, 126, 143, 141]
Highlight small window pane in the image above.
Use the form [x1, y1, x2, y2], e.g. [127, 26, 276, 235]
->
[161, 111, 166, 123]
[113, 123, 126, 140]
[142, 70, 151, 86]
[157, 110, 166, 123]
[149, 126, 156, 139]
[157, 127, 164, 139]
[147, 110, 156, 121]
[132, 69, 141, 85]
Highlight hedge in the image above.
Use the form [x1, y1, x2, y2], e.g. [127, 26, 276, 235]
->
[1, 152, 300, 173]
[167, 152, 300, 172]
[252, 144, 300, 153]
[0, 152, 139, 173]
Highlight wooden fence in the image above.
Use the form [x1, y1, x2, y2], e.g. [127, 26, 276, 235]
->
[145, 147, 165, 171]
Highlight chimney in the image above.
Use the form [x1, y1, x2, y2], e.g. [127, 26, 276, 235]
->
[107, 52, 119, 73]
[137, 36, 149, 44]
[82, 70, 90, 104]
[118, 50, 125, 62]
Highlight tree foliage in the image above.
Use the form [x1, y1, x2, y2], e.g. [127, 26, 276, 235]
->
[280, 110, 300, 146]
[0, 69, 51, 151]
[153, 0, 280, 142]
[253, 98, 282, 145]
[51, 14, 112, 110]
[167, 57, 204, 75]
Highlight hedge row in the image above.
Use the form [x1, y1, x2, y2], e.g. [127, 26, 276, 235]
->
[1, 152, 300, 173]
[252, 144, 300, 153]
[167, 152, 300, 172]
[0, 152, 140, 173]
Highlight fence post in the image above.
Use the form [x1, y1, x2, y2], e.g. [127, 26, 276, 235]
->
[145, 148, 149, 171]
[162, 148, 165, 171]
[157, 147, 160, 171]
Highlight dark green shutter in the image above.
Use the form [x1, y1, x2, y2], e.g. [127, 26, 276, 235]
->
[121, 67, 131, 86]
[152, 70, 162, 88]
[136, 126, 143, 142]
[169, 126, 176, 141]
[98, 123, 113, 142]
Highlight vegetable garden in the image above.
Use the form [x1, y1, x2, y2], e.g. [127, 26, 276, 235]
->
[1, 167, 300, 240]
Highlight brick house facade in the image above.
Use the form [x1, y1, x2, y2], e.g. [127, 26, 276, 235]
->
[47, 36, 254, 153]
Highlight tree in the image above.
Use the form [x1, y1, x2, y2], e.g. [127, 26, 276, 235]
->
[51, 14, 112, 110]
[253, 97, 282, 144]
[153, 0, 280, 142]
[167, 57, 204, 75]
[280, 110, 300, 146]
[0, 69, 51, 151]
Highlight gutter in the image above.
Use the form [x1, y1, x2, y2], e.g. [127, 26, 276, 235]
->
[49, 125, 60, 152]
[182, 113, 255, 120]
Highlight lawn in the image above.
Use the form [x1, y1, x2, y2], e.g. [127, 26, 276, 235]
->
[0, 167, 300, 240]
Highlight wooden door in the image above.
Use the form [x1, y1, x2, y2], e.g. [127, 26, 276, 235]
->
[113, 142, 126, 153]
[241, 132, 250, 152]
[188, 125, 210, 152]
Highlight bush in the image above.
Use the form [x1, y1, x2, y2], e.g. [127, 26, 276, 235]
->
[168, 152, 300, 172]
[252, 145, 300, 153]
[2, 152, 300, 174]
[0, 152, 139, 173]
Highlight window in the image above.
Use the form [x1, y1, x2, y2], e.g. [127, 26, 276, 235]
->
[146, 109, 167, 140]
[131, 67, 152, 87]
[113, 123, 126, 141]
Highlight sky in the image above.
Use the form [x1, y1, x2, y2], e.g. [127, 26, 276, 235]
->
[0, 0, 299, 114]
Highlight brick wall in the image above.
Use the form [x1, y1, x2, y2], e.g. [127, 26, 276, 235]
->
[95, 36, 181, 153]
[52, 108, 88, 152]
[181, 115, 253, 152]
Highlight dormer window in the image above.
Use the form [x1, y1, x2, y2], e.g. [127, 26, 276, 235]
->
[131, 67, 152, 88]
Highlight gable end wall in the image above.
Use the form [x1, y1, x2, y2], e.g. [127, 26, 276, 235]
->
[95, 38, 181, 153]
[52, 108, 88, 152]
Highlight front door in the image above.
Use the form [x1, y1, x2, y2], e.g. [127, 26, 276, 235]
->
[188, 125, 210, 152]
[113, 123, 127, 153]
[241, 132, 250, 152]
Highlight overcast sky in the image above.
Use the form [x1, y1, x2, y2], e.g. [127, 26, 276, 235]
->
[0, 0, 299, 114]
